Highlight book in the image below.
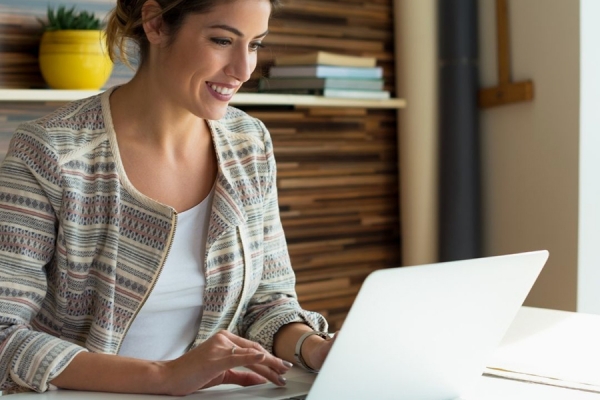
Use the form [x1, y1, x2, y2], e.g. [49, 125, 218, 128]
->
[258, 77, 384, 91]
[268, 65, 383, 79]
[258, 88, 391, 100]
[323, 89, 390, 99]
[274, 51, 377, 68]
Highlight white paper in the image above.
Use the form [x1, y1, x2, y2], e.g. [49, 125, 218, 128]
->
[485, 307, 600, 391]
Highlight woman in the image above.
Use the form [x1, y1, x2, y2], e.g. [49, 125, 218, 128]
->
[0, 0, 333, 395]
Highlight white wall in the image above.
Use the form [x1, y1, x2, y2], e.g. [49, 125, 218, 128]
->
[578, 0, 600, 314]
[479, 0, 580, 311]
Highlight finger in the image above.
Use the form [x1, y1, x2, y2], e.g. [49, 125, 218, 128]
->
[244, 362, 288, 387]
[224, 345, 267, 360]
[221, 333, 291, 374]
[221, 330, 269, 354]
[201, 369, 267, 390]
[222, 353, 286, 387]
[221, 369, 268, 387]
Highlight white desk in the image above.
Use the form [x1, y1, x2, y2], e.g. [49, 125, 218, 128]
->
[7, 306, 600, 399]
[466, 306, 600, 399]
[466, 375, 600, 400]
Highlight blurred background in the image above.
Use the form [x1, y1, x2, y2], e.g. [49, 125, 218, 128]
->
[0, 0, 598, 331]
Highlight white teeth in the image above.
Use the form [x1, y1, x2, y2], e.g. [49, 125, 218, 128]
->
[209, 84, 234, 95]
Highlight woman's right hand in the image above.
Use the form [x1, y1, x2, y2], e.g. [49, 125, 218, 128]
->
[158, 330, 292, 396]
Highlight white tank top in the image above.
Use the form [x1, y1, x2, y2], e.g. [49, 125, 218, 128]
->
[118, 189, 214, 361]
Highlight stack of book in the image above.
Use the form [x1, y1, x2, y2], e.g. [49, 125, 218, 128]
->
[260, 51, 389, 100]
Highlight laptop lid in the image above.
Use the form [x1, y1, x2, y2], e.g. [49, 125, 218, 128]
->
[307, 250, 548, 400]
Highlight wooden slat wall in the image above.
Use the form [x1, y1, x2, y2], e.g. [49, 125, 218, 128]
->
[255, 1, 400, 330]
[249, 105, 400, 330]
[0, 0, 399, 332]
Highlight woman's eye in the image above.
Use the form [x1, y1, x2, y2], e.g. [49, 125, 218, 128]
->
[250, 42, 265, 52]
[211, 38, 232, 46]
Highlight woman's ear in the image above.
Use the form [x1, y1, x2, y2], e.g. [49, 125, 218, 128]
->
[141, 0, 165, 45]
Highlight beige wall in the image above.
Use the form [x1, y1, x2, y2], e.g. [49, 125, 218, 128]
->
[394, 0, 590, 311]
[478, 0, 580, 311]
[394, 0, 439, 266]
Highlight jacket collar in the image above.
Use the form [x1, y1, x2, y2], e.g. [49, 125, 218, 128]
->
[206, 119, 248, 248]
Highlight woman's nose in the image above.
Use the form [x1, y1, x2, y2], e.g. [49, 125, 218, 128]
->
[225, 49, 255, 83]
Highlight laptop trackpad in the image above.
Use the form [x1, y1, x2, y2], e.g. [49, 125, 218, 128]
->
[187, 380, 312, 400]
[241, 380, 311, 398]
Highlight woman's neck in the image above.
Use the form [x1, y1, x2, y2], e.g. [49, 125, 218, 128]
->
[109, 69, 210, 152]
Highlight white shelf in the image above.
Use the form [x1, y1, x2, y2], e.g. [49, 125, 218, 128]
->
[0, 89, 100, 102]
[0, 89, 406, 109]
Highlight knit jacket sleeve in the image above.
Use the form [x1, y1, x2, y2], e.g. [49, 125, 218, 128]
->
[239, 121, 328, 353]
[0, 124, 87, 393]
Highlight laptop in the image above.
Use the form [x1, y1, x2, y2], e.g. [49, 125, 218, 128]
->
[181, 250, 548, 400]
[10, 251, 547, 400]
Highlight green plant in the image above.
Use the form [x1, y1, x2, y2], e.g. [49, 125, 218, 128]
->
[38, 5, 103, 31]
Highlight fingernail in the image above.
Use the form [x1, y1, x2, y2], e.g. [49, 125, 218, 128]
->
[255, 353, 264, 360]
[282, 360, 294, 368]
[278, 376, 287, 385]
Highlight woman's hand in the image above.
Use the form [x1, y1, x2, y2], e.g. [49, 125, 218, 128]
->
[159, 330, 292, 396]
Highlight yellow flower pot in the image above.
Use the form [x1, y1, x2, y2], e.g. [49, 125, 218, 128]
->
[39, 30, 113, 90]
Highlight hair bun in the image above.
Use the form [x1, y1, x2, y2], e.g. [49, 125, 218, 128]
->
[119, 0, 135, 15]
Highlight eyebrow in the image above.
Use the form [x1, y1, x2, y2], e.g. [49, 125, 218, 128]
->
[209, 24, 269, 38]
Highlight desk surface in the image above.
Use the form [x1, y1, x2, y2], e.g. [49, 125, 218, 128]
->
[7, 306, 600, 399]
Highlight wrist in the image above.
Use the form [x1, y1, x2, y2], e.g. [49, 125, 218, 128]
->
[301, 334, 325, 370]
[294, 331, 328, 372]
[149, 361, 171, 395]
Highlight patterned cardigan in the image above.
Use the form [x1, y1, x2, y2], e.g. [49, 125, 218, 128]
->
[0, 88, 327, 393]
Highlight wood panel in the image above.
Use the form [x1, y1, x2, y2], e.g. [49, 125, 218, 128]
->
[252, 2, 399, 331]
[243, 105, 400, 330]
[0, 0, 399, 333]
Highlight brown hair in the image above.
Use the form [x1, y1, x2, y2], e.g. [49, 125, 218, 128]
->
[105, 0, 280, 69]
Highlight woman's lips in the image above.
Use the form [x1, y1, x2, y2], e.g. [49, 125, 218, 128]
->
[206, 82, 236, 101]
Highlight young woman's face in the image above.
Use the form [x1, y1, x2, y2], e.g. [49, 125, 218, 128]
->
[154, 0, 271, 120]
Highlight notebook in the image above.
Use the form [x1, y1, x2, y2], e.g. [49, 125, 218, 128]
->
[8, 251, 547, 400]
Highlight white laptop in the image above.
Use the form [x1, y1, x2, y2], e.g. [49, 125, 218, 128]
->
[189, 250, 548, 400]
[9, 251, 548, 400]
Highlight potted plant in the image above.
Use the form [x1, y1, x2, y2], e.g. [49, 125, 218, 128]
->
[38, 5, 113, 90]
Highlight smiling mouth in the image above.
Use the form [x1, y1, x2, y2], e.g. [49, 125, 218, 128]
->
[208, 83, 235, 96]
